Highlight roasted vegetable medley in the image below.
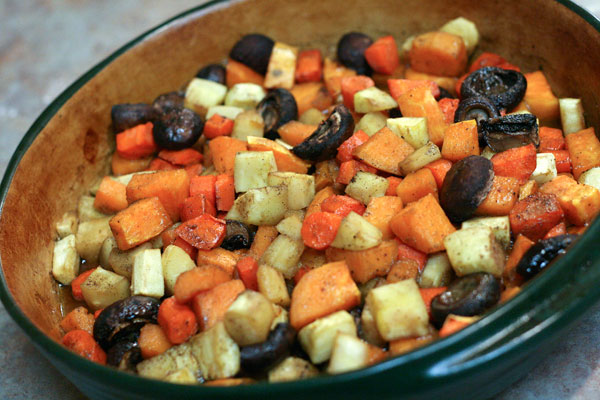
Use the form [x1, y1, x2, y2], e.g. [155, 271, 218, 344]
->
[52, 16, 600, 384]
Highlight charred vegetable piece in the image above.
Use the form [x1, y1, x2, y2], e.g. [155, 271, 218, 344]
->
[221, 220, 256, 251]
[256, 88, 298, 139]
[240, 323, 296, 373]
[430, 272, 500, 328]
[460, 66, 527, 111]
[196, 63, 227, 85]
[111, 103, 158, 133]
[93, 296, 160, 351]
[337, 32, 373, 75]
[230, 33, 275, 75]
[480, 114, 539, 152]
[516, 234, 577, 279]
[106, 332, 143, 371]
[292, 104, 354, 162]
[152, 106, 204, 150]
[440, 156, 494, 223]
[152, 91, 185, 114]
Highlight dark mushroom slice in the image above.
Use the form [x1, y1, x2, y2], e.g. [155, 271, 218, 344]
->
[480, 113, 540, 152]
[454, 96, 499, 142]
[460, 66, 527, 111]
[93, 296, 160, 351]
[337, 32, 373, 76]
[195, 63, 226, 85]
[430, 272, 501, 328]
[106, 333, 143, 372]
[388, 107, 403, 118]
[440, 155, 495, 223]
[437, 87, 456, 100]
[256, 88, 298, 140]
[240, 323, 296, 373]
[229, 33, 275, 75]
[292, 104, 355, 162]
[152, 106, 204, 150]
[221, 220, 257, 251]
[516, 234, 577, 279]
[111, 103, 158, 133]
[152, 91, 185, 114]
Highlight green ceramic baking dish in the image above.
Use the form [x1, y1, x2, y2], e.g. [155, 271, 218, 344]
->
[1, 0, 600, 399]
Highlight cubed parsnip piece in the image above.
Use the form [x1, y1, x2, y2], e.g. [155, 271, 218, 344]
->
[276, 214, 303, 240]
[480, 146, 496, 160]
[137, 341, 198, 380]
[354, 87, 398, 113]
[298, 310, 357, 364]
[519, 180, 539, 201]
[264, 42, 298, 89]
[227, 185, 288, 226]
[353, 127, 415, 175]
[98, 237, 117, 269]
[108, 242, 152, 278]
[164, 368, 197, 385]
[184, 78, 228, 116]
[78, 195, 109, 222]
[268, 171, 316, 210]
[161, 245, 197, 295]
[399, 141, 442, 175]
[439, 17, 479, 54]
[80, 267, 130, 310]
[260, 234, 304, 279]
[131, 249, 164, 298]
[327, 333, 370, 374]
[387, 117, 430, 149]
[419, 252, 453, 288]
[579, 167, 600, 191]
[360, 303, 385, 346]
[268, 357, 319, 382]
[205, 105, 244, 121]
[257, 264, 290, 307]
[559, 98, 585, 135]
[331, 211, 383, 251]
[52, 234, 80, 285]
[76, 217, 113, 265]
[300, 108, 326, 125]
[56, 211, 78, 239]
[271, 304, 290, 329]
[190, 322, 240, 380]
[224, 290, 276, 346]
[366, 279, 429, 341]
[531, 153, 557, 185]
[540, 175, 600, 226]
[443, 226, 505, 277]
[231, 109, 265, 141]
[234, 151, 278, 193]
[356, 112, 387, 136]
[461, 216, 511, 249]
[345, 171, 389, 205]
[225, 83, 266, 109]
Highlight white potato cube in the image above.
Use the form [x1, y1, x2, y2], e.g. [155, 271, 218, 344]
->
[78, 195, 108, 221]
[268, 357, 319, 382]
[480, 146, 497, 160]
[162, 244, 196, 295]
[108, 242, 153, 279]
[345, 171, 389, 205]
[184, 78, 227, 115]
[443, 226, 505, 277]
[224, 290, 276, 346]
[231, 110, 265, 141]
[579, 167, 600, 190]
[387, 117, 430, 149]
[267, 171, 315, 210]
[276, 214, 303, 240]
[98, 237, 117, 270]
[234, 151, 278, 192]
[461, 216, 511, 249]
[271, 304, 290, 329]
[298, 310, 357, 364]
[419, 252, 453, 288]
[260, 234, 304, 279]
[75, 217, 112, 265]
[80, 267, 130, 310]
[226, 185, 288, 225]
[360, 303, 385, 346]
[400, 35, 415, 57]
[264, 42, 298, 89]
[354, 87, 398, 113]
[137, 341, 198, 380]
[440, 17, 479, 54]
[190, 322, 240, 380]
[399, 141, 442, 175]
[131, 249, 164, 298]
[356, 112, 387, 136]
[257, 264, 290, 307]
[164, 368, 197, 385]
[331, 211, 383, 251]
[225, 83, 266, 109]
[52, 234, 80, 285]
[531, 153, 557, 185]
[366, 279, 429, 341]
[205, 105, 244, 120]
[56, 211, 78, 239]
[559, 98, 585, 135]
[327, 333, 369, 374]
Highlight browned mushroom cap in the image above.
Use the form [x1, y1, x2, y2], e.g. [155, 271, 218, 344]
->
[440, 155, 495, 223]
[256, 88, 298, 140]
[516, 234, 577, 279]
[106, 332, 143, 372]
[111, 103, 158, 133]
[455, 96, 500, 145]
[337, 32, 373, 76]
[240, 323, 296, 373]
[229, 33, 274, 75]
[221, 220, 256, 251]
[152, 106, 204, 150]
[460, 66, 527, 111]
[152, 91, 185, 114]
[195, 64, 226, 85]
[480, 114, 539, 152]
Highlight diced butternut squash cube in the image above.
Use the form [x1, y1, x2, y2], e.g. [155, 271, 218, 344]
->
[353, 127, 415, 175]
[475, 176, 520, 216]
[247, 136, 311, 174]
[409, 31, 467, 77]
[397, 87, 448, 146]
[540, 174, 600, 226]
[396, 168, 438, 205]
[565, 127, 600, 179]
[325, 240, 398, 283]
[441, 120, 479, 162]
[524, 71, 559, 124]
[363, 196, 404, 240]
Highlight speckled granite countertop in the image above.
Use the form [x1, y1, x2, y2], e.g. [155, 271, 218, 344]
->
[1, 1, 600, 398]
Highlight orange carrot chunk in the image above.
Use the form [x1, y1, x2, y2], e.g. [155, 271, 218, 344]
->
[192, 279, 245, 331]
[180, 195, 217, 221]
[158, 148, 203, 166]
[71, 268, 96, 301]
[116, 122, 156, 160]
[509, 192, 564, 241]
[424, 159, 453, 189]
[301, 212, 343, 250]
[549, 150, 572, 174]
[341, 75, 375, 110]
[544, 222, 567, 239]
[190, 175, 217, 207]
[538, 127, 565, 151]
[295, 49, 323, 83]
[438, 98, 459, 124]
[146, 157, 177, 172]
[490, 144, 537, 183]
[336, 160, 378, 185]
[203, 113, 235, 139]
[139, 323, 173, 359]
[565, 127, 600, 179]
[320, 195, 366, 217]
[468, 52, 508, 72]
[420, 287, 447, 316]
[215, 174, 235, 212]
[62, 329, 107, 365]
[336, 130, 370, 163]
[364, 35, 399, 75]
[176, 214, 226, 250]
[173, 266, 232, 304]
[157, 297, 198, 344]
[386, 176, 403, 196]
[60, 306, 95, 335]
[236, 256, 260, 291]
[396, 241, 428, 272]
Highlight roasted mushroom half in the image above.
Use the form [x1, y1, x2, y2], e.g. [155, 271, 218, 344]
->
[516, 234, 577, 279]
[229, 33, 275, 75]
[240, 323, 296, 373]
[480, 114, 540, 152]
[221, 220, 257, 251]
[111, 103, 158, 133]
[256, 88, 298, 139]
[337, 32, 373, 76]
[152, 106, 204, 150]
[460, 66, 527, 111]
[195, 63, 227, 85]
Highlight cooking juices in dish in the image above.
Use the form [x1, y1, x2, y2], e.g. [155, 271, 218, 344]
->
[50, 16, 600, 384]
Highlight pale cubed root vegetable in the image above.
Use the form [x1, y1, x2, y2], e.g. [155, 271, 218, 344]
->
[184, 78, 228, 116]
[461, 216, 511, 249]
[271, 304, 289, 329]
[331, 211, 383, 251]
[345, 171, 389, 205]
[275, 139, 293, 150]
[52, 234, 80, 285]
[108, 242, 153, 279]
[78, 195, 108, 221]
[111, 170, 154, 186]
[56, 211, 78, 239]
[327, 333, 370, 374]
[418, 252, 453, 288]
[267, 171, 316, 210]
[480, 146, 496, 160]
[355, 112, 387, 136]
[400, 36, 416, 57]
[224, 290, 276, 346]
[299, 108, 326, 125]
[164, 368, 198, 385]
[559, 98, 585, 135]
[231, 109, 265, 141]
[260, 234, 304, 279]
[131, 249, 164, 298]
[439, 17, 479, 54]
[137, 341, 198, 380]
[298, 310, 357, 364]
[579, 167, 600, 191]
[531, 153, 557, 185]
[354, 87, 398, 113]
[399, 141, 442, 175]
[360, 303, 386, 347]
[443, 226, 505, 277]
[162, 244, 197, 295]
[80, 267, 130, 310]
[386, 117, 430, 149]
[234, 151, 278, 193]
[225, 83, 266, 109]
[268, 357, 319, 382]
[150, 235, 163, 249]
[519, 180, 538, 200]
[98, 237, 117, 270]
[226, 185, 289, 226]
[205, 105, 244, 121]
[264, 42, 298, 90]
[75, 216, 113, 265]
[365, 279, 429, 341]
[190, 321, 240, 380]
[276, 214, 304, 240]
[257, 264, 290, 307]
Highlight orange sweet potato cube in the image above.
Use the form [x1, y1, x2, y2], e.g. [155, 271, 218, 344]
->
[540, 174, 600, 226]
[325, 240, 399, 283]
[191, 279, 245, 331]
[396, 168, 438, 205]
[524, 71, 560, 124]
[475, 176, 520, 216]
[397, 86, 448, 146]
[363, 196, 404, 240]
[441, 120, 480, 162]
[209, 136, 248, 176]
[94, 176, 128, 214]
[409, 31, 467, 77]
[353, 127, 415, 175]
[565, 127, 600, 179]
